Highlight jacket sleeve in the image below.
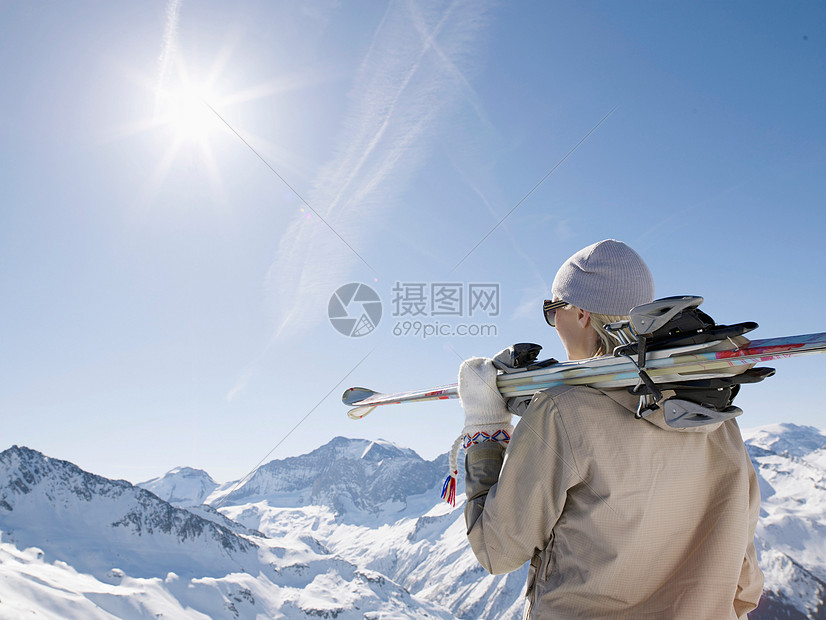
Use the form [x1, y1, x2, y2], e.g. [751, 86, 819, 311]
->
[734, 444, 764, 619]
[464, 391, 579, 575]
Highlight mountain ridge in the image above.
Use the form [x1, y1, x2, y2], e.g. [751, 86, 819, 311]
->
[0, 425, 824, 618]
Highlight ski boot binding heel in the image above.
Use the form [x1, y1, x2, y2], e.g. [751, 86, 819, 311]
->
[661, 400, 743, 428]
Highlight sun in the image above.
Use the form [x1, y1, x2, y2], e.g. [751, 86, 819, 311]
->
[152, 53, 229, 152]
[155, 80, 217, 144]
[136, 44, 248, 204]
[116, 23, 306, 207]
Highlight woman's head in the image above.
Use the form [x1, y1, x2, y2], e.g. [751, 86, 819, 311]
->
[548, 240, 654, 359]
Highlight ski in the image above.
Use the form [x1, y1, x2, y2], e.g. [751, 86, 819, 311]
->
[343, 332, 826, 419]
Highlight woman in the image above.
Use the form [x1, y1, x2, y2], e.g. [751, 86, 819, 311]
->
[459, 239, 763, 619]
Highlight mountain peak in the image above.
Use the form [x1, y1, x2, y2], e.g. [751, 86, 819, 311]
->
[743, 423, 826, 459]
[213, 437, 443, 518]
[360, 439, 420, 462]
[139, 467, 219, 507]
[167, 466, 216, 482]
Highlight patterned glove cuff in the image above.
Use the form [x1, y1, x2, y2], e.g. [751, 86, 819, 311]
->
[462, 427, 513, 450]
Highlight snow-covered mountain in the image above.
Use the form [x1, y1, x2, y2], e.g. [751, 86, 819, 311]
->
[140, 466, 219, 508]
[744, 424, 826, 619]
[202, 437, 527, 619]
[0, 445, 453, 619]
[1, 424, 825, 618]
[208, 437, 450, 520]
[0, 446, 255, 580]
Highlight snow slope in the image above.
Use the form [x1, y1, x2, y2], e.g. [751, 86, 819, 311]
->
[744, 424, 826, 619]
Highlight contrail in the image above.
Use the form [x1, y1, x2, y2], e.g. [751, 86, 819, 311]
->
[155, 0, 183, 117]
[264, 0, 492, 342]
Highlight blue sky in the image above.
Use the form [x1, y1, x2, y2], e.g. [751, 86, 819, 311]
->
[1, 1, 824, 483]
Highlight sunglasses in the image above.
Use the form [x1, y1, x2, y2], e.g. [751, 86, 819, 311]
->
[543, 299, 568, 327]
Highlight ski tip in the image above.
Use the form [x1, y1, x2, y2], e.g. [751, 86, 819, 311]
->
[342, 387, 379, 406]
[347, 405, 378, 420]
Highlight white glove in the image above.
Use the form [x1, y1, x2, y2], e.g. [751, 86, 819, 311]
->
[458, 357, 514, 447]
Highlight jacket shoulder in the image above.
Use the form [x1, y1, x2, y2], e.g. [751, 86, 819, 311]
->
[528, 384, 639, 423]
[531, 384, 608, 407]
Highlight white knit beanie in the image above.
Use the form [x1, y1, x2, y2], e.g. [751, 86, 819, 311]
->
[551, 239, 655, 316]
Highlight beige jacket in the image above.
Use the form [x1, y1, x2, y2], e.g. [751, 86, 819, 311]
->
[465, 385, 763, 619]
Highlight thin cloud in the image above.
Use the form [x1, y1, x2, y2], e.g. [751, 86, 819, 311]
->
[226, 365, 257, 403]
[155, 0, 183, 117]
[511, 292, 544, 323]
[265, 0, 493, 341]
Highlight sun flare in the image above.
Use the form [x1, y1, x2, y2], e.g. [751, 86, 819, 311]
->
[156, 82, 217, 143]
[137, 47, 244, 204]
[120, 19, 305, 205]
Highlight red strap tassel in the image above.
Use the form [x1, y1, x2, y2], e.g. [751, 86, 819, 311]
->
[441, 471, 457, 507]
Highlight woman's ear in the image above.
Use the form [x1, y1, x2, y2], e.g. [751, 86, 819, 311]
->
[577, 308, 592, 329]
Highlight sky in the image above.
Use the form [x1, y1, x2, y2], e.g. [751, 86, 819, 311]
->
[1, 0, 824, 484]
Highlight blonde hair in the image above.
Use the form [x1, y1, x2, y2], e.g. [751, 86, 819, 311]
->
[588, 312, 634, 357]
[556, 303, 634, 357]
